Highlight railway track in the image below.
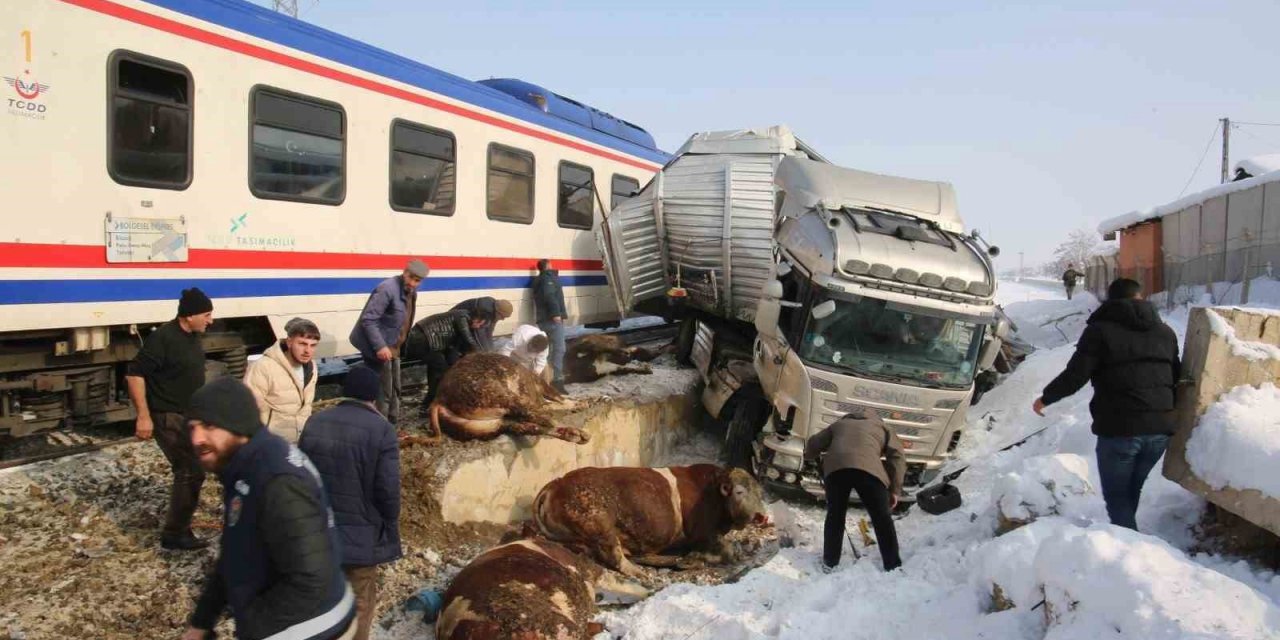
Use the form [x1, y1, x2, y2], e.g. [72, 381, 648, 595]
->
[2, 321, 682, 469]
[0, 426, 136, 471]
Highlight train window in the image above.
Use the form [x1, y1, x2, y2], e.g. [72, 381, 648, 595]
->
[108, 51, 193, 190]
[487, 144, 535, 224]
[249, 87, 345, 205]
[557, 161, 595, 230]
[390, 120, 456, 215]
[611, 174, 640, 209]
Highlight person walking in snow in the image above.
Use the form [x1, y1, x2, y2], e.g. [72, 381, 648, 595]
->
[1033, 277, 1181, 531]
[804, 408, 906, 572]
[1061, 264, 1084, 300]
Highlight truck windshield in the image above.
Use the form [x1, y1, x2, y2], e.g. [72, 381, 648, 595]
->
[798, 295, 986, 389]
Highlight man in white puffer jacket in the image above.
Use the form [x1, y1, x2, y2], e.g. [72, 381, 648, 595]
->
[244, 318, 320, 442]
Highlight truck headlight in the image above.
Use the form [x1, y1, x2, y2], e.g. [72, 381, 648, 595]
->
[783, 472, 797, 484]
[765, 468, 781, 480]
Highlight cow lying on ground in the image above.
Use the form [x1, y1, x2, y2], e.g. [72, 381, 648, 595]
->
[436, 536, 646, 640]
[426, 353, 588, 445]
[530, 464, 770, 577]
[563, 334, 665, 384]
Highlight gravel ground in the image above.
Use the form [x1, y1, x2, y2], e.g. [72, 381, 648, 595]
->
[0, 358, 773, 640]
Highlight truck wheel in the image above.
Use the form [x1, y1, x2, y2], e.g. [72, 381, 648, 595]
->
[675, 318, 698, 366]
[725, 393, 766, 472]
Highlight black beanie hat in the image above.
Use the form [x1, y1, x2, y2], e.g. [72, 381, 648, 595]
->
[187, 377, 263, 437]
[343, 365, 381, 403]
[178, 287, 213, 317]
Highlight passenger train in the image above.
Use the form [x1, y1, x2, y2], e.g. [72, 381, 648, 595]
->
[1, 0, 668, 437]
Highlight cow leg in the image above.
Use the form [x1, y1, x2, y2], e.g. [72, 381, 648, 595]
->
[504, 419, 591, 445]
[601, 538, 645, 578]
[424, 403, 445, 444]
[594, 572, 649, 604]
[630, 553, 683, 568]
[503, 412, 590, 444]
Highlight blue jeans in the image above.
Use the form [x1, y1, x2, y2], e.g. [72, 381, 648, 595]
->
[539, 320, 566, 384]
[1095, 434, 1170, 530]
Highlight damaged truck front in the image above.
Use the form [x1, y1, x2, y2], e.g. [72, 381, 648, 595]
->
[598, 127, 1007, 499]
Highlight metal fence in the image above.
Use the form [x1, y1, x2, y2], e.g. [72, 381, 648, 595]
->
[1159, 241, 1280, 307]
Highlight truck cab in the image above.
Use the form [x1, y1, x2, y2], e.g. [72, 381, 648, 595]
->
[745, 158, 1005, 496]
[598, 127, 1005, 499]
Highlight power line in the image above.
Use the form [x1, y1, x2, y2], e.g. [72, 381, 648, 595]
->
[1234, 121, 1280, 127]
[1178, 121, 1221, 198]
[1232, 126, 1280, 150]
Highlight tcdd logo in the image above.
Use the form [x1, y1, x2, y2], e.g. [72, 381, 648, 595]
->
[4, 70, 49, 100]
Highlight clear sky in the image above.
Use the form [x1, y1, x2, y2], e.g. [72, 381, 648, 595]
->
[277, 0, 1280, 267]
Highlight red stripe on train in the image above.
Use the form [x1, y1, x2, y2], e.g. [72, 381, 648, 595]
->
[0, 243, 604, 271]
[60, 0, 661, 173]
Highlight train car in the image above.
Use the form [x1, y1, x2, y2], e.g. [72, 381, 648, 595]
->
[0, 0, 668, 437]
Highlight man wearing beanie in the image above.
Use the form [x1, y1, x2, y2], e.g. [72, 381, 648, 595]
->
[349, 259, 429, 423]
[183, 378, 356, 640]
[450, 296, 514, 352]
[125, 286, 215, 551]
[299, 366, 401, 640]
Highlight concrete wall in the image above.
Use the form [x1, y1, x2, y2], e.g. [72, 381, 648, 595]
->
[425, 389, 701, 525]
[1164, 307, 1280, 535]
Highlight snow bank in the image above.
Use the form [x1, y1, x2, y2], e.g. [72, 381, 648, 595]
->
[1097, 168, 1280, 235]
[1186, 383, 1280, 497]
[994, 454, 1101, 530]
[1237, 154, 1280, 178]
[1205, 308, 1280, 361]
[1036, 525, 1280, 640]
[586, 280, 1280, 639]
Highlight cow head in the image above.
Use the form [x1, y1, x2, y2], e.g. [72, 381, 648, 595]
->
[721, 467, 769, 528]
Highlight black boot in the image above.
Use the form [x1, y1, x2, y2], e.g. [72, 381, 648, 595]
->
[161, 530, 210, 551]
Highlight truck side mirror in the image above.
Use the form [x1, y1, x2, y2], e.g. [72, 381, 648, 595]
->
[755, 280, 783, 335]
[811, 300, 837, 320]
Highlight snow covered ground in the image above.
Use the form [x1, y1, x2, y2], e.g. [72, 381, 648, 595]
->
[597, 278, 1280, 640]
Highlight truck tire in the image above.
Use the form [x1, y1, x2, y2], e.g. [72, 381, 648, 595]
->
[725, 391, 766, 472]
[675, 318, 698, 366]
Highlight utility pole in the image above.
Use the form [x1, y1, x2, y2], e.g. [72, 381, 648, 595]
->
[1221, 117, 1231, 184]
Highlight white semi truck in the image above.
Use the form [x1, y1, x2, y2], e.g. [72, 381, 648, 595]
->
[598, 127, 1009, 498]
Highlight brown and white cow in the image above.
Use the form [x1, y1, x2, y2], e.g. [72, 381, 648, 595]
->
[530, 464, 770, 577]
[426, 353, 588, 445]
[435, 536, 646, 640]
[563, 334, 665, 384]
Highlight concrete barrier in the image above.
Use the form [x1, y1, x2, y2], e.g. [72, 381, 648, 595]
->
[410, 388, 701, 526]
[1163, 306, 1280, 535]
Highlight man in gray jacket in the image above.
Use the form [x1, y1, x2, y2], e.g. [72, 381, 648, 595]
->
[349, 260, 428, 423]
[804, 409, 906, 572]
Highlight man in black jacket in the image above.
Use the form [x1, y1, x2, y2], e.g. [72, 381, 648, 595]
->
[1033, 278, 1181, 531]
[450, 297, 513, 352]
[532, 259, 568, 393]
[125, 287, 214, 551]
[182, 377, 355, 640]
[411, 309, 484, 408]
[299, 366, 401, 640]
[1062, 264, 1084, 300]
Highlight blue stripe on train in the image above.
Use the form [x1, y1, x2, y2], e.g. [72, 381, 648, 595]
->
[141, 0, 669, 164]
[0, 275, 608, 305]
